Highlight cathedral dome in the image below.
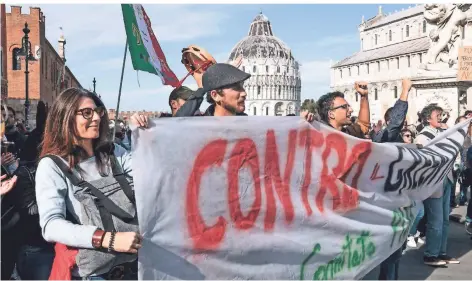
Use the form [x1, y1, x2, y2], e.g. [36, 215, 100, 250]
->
[228, 12, 301, 117]
[229, 13, 292, 61]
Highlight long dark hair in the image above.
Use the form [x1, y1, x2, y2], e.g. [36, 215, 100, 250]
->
[40, 88, 112, 175]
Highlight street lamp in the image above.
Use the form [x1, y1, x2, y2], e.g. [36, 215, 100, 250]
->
[19, 22, 37, 131]
[92, 77, 101, 99]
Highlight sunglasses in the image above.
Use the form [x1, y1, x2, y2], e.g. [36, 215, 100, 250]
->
[402, 134, 412, 138]
[330, 104, 351, 110]
[76, 107, 105, 120]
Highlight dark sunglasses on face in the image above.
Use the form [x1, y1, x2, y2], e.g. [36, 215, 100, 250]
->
[77, 107, 105, 120]
[330, 104, 350, 111]
[402, 134, 412, 138]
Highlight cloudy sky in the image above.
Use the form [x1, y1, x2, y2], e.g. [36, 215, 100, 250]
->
[8, 4, 411, 112]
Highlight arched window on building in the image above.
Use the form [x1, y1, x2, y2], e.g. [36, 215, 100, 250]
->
[375, 34, 378, 45]
[277, 66, 280, 73]
[389, 30, 392, 41]
[406, 25, 409, 37]
[407, 55, 411, 67]
[396, 57, 400, 69]
[257, 86, 261, 95]
[266, 107, 269, 116]
[253, 107, 257, 116]
[423, 20, 426, 33]
[394, 86, 398, 99]
[278, 86, 281, 97]
[12, 48, 22, 70]
[419, 53, 422, 63]
[266, 65, 269, 73]
[361, 38, 364, 50]
[377, 61, 380, 72]
[367, 64, 370, 74]
[357, 65, 360, 75]
[253, 65, 257, 73]
[374, 88, 378, 100]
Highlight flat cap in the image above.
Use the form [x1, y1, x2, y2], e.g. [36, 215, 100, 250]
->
[202, 63, 251, 93]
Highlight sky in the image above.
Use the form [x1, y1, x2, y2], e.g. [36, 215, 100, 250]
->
[8, 4, 413, 112]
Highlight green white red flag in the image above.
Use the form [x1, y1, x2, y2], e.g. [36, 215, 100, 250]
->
[121, 4, 179, 87]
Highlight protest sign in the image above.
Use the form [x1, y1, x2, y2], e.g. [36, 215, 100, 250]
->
[132, 117, 469, 280]
[458, 46, 472, 81]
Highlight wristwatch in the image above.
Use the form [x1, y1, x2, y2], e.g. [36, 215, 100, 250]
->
[92, 229, 106, 249]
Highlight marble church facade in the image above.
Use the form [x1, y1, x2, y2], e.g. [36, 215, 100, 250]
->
[331, 5, 472, 126]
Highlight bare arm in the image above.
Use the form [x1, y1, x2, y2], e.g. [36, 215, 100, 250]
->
[354, 81, 370, 133]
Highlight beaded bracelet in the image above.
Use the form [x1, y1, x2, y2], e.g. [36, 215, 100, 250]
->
[108, 231, 117, 252]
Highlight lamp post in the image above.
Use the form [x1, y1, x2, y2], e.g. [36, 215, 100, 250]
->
[92, 77, 101, 98]
[19, 22, 37, 130]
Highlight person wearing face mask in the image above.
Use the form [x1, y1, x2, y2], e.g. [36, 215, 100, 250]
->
[415, 104, 460, 267]
[316, 81, 370, 138]
[35, 88, 140, 280]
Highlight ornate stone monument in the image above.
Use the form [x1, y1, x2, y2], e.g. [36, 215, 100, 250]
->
[412, 4, 472, 125]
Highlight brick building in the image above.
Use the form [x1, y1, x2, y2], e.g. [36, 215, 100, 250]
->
[1, 5, 82, 127]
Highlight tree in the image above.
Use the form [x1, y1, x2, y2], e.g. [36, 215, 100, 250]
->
[301, 99, 318, 114]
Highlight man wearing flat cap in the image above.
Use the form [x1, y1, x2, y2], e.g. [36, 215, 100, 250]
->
[201, 63, 250, 116]
[131, 63, 250, 127]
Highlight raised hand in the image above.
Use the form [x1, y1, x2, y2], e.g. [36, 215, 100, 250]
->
[401, 79, 413, 93]
[354, 81, 368, 96]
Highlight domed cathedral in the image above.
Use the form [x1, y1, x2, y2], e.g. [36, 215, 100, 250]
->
[228, 13, 301, 116]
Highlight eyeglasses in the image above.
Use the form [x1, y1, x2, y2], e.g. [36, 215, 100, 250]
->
[76, 107, 105, 120]
[330, 104, 351, 110]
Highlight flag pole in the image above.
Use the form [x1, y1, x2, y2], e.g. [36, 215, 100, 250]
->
[113, 40, 128, 138]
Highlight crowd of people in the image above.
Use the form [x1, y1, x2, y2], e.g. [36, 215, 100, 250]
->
[1, 59, 471, 280]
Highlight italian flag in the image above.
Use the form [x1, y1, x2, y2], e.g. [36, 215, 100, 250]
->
[121, 4, 179, 87]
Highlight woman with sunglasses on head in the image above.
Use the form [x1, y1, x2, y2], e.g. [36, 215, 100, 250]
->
[35, 88, 140, 280]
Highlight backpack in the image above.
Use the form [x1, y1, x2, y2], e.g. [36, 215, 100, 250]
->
[44, 154, 139, 277]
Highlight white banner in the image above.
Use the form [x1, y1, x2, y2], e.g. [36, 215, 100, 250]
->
[131, 117, 469, 280]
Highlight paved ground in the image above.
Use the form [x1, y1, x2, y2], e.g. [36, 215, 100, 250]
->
[364, 204, 472, 280]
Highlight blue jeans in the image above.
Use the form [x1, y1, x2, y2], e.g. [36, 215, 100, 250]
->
[16, 244, 55, 280]
[409, 202, 425, 236]
[378, 247, 402, 280]
[424, 179, 451, 257]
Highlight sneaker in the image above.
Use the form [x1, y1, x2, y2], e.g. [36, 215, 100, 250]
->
[416, 236, 425, 245]
[424, 256, 447, 266]
[438, 255, 460, 264]
[407, 235, 417, 248]
[466, 221, 472, 235]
